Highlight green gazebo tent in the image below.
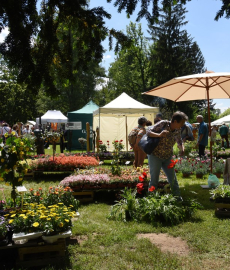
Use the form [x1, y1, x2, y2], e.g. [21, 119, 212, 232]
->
[67, 101, 99, 150]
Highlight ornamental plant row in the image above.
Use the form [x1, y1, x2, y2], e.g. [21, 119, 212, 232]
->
[30, 154, 99, 171]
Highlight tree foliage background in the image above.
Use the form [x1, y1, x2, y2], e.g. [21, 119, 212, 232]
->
[0, 0, 228, 124]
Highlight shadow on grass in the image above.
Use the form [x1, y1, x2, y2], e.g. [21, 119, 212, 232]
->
[181, 182, 215, 210]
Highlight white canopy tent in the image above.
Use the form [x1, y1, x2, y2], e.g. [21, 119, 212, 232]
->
[93, 92, 159, 151]
[211, 115, 230, 126]
[41, 110, 68, 124]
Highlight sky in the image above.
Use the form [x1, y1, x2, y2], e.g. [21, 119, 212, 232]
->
[89, 0, 230, 113]
[0, 0, 230, 113]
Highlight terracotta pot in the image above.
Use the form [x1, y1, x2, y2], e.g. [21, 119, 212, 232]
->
[182, 172, 191, 178]
[213, 172, 221, 178]
[196, 173, 204, 179]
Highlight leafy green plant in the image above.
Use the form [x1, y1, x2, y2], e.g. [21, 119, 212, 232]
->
[212, 159, 225, 174]
[210, 185, 230, 200]
[108, 188, 138, 221]
[108, 188, 202, 225]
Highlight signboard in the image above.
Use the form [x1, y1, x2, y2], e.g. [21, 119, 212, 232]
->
[65, 122, 82, 130]
[16, 186, 27, 192]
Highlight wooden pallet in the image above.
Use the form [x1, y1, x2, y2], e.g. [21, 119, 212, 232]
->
[72, 191, 94, 202]
[16, 238, 66, 268]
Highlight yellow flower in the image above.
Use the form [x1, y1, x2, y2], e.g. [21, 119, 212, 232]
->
[23, 216, 28, 219]
[1, 158, 4, 163]
[11, 131, 16, 136]
[47, 218, 51, 221]
[33, 222, 39, 227]
[25, 147, 29, 152]
[0, 177, 4, 181]
[65, 219, 69, 223]
[4, 133, 8, 138]
[4, 214, 9, 217]
[18, 178, 23, 182]
[5, 183, 10, 186]
[59, 222, 64, 227]
[9, 219, 14, 224]
[58, 203, 63, 205]
[10, 214, 16, 218]
[20, 141, 24, 146]
[19, 214, 25, 217]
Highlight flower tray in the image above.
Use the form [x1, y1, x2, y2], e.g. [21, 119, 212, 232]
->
[42, 230, 72, 244]
[72, 191, 94, 202]
[215, 203, 230, 218]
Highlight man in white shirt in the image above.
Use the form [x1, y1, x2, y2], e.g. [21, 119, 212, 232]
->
[23, 125, 31, 135]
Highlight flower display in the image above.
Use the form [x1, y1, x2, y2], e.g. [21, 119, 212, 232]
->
[59, 167, 150, 190]
[5, 203, 76, 235]
[25, 186, 79, 211]
[30, 154, 99, 171]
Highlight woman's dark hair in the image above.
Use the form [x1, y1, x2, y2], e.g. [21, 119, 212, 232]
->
[138, 116, 147, 125]
[171, 111, 188, 123]
[146, 120, 152, 126]
[12, 124, 18, 130]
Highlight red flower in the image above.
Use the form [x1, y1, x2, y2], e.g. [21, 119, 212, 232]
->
[139, 176, 144, 182]
[136, 183, 144, 194]
[167, 159, 178, 169]
[120, 140, 123, 142]
[142, 172, 147, 178]
[149, 186, 155, 192]
[115, 140, 118, 142]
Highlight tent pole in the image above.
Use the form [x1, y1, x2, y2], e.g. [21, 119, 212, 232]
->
[206, 81, 212, 173]
[126, 116, 128, 151]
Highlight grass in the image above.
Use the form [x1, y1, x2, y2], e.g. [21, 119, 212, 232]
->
[1, 169, 230, 269]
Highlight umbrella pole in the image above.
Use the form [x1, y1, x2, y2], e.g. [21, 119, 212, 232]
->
[206, 83, 212, 173]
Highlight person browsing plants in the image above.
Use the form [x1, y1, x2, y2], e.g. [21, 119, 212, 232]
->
[146, 111, 187, 198]
[196, 115, 208, 157]
[129, 116, 148, 168]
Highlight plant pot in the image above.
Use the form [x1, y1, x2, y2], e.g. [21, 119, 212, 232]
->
[182, 172, 191, 178]
[213, 172, 221, 178]
[196, 173, 204, 179]
[12, 231, 43, 244]
[42, 229, 72, 244]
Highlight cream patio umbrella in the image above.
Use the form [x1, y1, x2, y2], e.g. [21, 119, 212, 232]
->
[143, 71, 230, 172]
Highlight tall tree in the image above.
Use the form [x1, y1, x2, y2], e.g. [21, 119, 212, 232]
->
[108, 22, 151, 101]
[147, 3, 207, 119]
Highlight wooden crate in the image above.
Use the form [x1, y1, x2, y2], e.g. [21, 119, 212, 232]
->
[215, 203, 230, 218]
[72, 191, 94, 202]
[16, 238, 66, 268]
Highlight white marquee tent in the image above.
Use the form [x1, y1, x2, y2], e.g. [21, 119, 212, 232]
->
[41, 110, 68, 124]
[211, 115, 230, 126]
[93, 92, 159, 151]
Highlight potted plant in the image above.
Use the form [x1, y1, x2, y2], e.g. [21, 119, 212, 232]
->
[210, 185, 230, 217]
[175, 159, 193, 177]
[212, 159, 225, 178]
[194, 159, 209, 178]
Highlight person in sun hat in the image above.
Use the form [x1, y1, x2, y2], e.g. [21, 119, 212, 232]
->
[219, 122, 229, 148]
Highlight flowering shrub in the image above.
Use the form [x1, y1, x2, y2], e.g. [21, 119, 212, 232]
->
[0, 133, 35, 206]
[30, 154, 99, 171]
[98, 140, 107, 152]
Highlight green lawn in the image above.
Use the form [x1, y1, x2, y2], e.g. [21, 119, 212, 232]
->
[1, 172, 230, 269]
